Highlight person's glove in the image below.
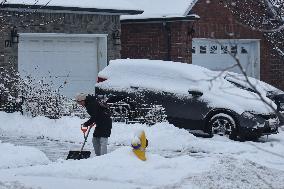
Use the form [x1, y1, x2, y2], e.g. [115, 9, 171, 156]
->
[81, 123, 96, 133]
[80, 125, 89, 134]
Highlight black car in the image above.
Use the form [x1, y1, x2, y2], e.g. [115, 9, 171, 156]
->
[95, 59, 279, 140]
[224, 73, 284, 124]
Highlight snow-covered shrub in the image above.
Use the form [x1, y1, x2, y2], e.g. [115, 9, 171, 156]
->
[0, 66, 22, 113]
[0, 67, 87, 119]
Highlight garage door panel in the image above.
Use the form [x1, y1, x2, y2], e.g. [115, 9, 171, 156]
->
[19, 35, 100, 98]
[61, 79, 96, 95]
[192, 39, 260, 78]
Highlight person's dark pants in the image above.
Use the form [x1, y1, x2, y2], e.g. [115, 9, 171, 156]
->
[92, 137, 108, 156]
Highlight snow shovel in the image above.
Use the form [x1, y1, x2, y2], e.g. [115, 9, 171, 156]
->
[66, 125, 92, 160]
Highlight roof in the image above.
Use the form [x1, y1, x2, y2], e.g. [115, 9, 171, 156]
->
[121, 0, 198, 20]
[1, 0, 143, 15]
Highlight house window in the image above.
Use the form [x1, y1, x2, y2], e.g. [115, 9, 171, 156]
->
[231, 45, 238, 54]
[210, 45, 218, 54]
[241, 47, 248, 54]
[192, 46, 196, 54]
[221, 46, 228, 54]
[200, 46, 207, 54]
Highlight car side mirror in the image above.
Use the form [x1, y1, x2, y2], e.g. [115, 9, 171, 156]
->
[188, 90, 203, 98]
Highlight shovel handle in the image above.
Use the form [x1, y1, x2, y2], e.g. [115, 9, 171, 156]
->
[80, 125, 92, 152]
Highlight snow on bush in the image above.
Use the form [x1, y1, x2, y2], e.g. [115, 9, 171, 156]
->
[0, 66, 87, 119]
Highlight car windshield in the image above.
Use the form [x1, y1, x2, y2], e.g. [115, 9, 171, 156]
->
[224, 73, 284, 97]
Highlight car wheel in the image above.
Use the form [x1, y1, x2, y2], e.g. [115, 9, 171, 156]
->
[207, 113, 237, 139]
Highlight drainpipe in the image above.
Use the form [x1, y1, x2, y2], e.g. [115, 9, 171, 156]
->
[163, 22, 171, 61]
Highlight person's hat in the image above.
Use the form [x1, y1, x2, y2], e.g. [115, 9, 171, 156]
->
[75, 93, 87, 102]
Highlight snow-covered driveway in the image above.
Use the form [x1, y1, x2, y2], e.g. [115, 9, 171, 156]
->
[0, 135, 84, 161]
[0, 112, 284, 189]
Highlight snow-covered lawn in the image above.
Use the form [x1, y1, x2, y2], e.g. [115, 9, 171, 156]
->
[0, 112, 284, 189]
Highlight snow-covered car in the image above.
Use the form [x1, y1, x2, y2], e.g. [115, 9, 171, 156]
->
[224, 72, 284, 124]
[95, 59, 279, 140]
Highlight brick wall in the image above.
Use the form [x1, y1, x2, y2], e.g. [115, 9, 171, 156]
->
[121, 21, 194, 63]
[121, 23, 167, 60]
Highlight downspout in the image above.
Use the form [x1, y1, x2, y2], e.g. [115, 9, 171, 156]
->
[163, 22, 171, 61]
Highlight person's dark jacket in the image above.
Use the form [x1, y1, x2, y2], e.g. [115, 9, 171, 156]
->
[83, 95, 112, 138]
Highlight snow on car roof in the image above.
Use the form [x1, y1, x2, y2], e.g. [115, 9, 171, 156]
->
[121, 0, 198, 20]
[4, 0, 142, 14]
[97, 59, 276, 114]
[98, 59, 219, 93]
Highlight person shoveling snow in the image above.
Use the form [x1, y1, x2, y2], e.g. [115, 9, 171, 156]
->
[67, 93, 112, 160]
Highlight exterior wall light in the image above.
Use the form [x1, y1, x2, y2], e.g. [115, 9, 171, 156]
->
[113, 29, 121, 45]
[11, 27, 19, 44]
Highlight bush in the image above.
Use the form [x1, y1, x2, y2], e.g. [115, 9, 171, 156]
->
[0, 66, 87, 118]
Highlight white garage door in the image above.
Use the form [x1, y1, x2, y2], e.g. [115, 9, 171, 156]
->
[18, 34, 107, 98]
[192, 39, 260, 78]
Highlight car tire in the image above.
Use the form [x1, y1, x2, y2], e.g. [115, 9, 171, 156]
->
[207, 113, 238, 139]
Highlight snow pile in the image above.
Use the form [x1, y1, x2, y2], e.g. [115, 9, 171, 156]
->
[1, 147, 214, 187]
[0, 112, 83, 142]
[111, 122, 196, 152]
[0, 112, 284, 188]
[0, 112, 196, 153]
[1, 112, 284, 171]
[186, 156, 284, 189]
[0, 141, 50, 169]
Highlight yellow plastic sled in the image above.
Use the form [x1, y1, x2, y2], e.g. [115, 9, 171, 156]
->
[131, 130, 148, 161]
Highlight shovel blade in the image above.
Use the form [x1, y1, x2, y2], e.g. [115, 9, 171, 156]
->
[66, 150, 91, 160]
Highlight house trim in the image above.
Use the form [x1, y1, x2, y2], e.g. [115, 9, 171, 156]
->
[19, 33, 108, 38]
[1, 4, 143, 15]
[121, 15, 199, 24]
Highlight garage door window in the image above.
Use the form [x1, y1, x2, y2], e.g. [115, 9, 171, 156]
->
[210, 45, 218, 54]
[221, 46, 228, 54]
[231, 45, 238, 55]
[192, 46, 196, 54]
[200, 46, 207, 54]
[241, 46, 248, 54]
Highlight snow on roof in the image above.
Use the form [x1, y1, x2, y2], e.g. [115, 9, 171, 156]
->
[121, 0, 198, 20]
[3, 0, 143, 14]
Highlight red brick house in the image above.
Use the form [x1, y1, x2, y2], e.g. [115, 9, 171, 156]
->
[121, 0, 284, 90]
